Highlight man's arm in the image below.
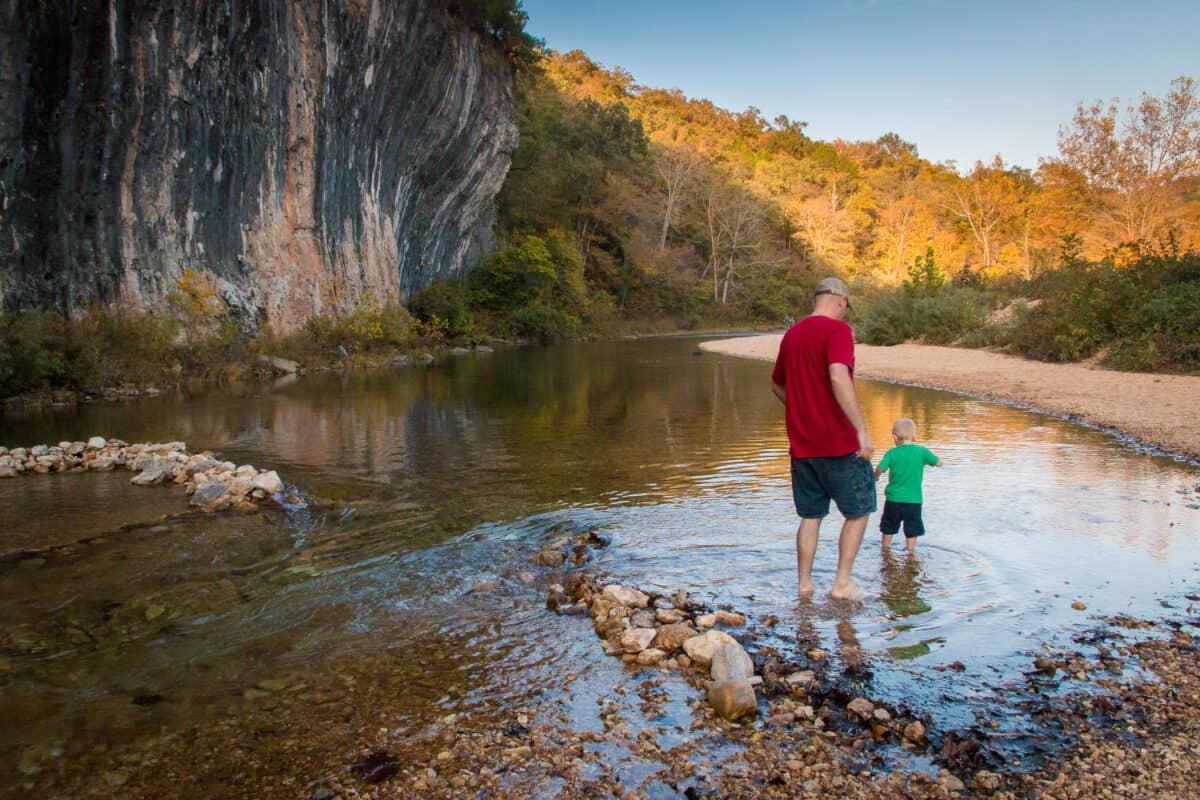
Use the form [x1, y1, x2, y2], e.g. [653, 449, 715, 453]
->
[828, 363, 874, 461]
[771, 380, 786, 406]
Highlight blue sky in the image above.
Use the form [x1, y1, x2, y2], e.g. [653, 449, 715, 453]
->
[520, 0, 1200, 171]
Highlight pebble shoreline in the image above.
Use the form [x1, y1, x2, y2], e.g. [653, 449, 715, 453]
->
[0, 436, 296, 512]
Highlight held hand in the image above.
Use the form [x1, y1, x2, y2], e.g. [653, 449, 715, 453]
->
[855, 429, 875, 462]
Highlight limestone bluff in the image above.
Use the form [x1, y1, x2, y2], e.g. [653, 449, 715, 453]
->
[0, 0, 518, 331]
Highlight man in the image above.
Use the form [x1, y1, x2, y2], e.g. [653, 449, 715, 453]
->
[771, 277, 875, 600]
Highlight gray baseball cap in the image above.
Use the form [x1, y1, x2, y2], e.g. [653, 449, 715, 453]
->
[814, 277, 853, 309]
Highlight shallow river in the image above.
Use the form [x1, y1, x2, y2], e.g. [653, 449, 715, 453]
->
[1, 337, 1197, 798]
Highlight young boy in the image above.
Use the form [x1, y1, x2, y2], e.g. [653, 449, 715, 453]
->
[874, 418, 942, 552]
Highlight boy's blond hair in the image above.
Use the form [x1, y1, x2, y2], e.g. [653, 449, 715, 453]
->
[892, 417, 917, 441]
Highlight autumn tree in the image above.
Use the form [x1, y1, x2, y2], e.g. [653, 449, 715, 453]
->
[1055, 76, 1200, 246]
[653, 144, 702, 250]
[941, 156, 1025, 272]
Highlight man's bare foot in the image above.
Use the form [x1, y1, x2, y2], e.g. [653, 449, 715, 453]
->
[798, 581, 816, 595]
[830, 580, 867, 601]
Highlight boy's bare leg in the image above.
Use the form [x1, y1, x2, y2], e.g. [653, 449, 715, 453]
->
[830, 514, 869, 600]
[796, 517, 822, 595]
[881, 533, 894, 550]
[906, 536, 917, 553]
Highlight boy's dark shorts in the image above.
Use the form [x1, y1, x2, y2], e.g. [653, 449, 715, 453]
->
[880, 500, 925, 537]
[790, 454, 877, 519]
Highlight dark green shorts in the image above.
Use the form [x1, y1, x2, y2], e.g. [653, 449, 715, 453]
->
[790, 454, 877, 519]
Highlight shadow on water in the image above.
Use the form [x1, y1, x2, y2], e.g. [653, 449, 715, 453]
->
[0, 337, 1198, 797]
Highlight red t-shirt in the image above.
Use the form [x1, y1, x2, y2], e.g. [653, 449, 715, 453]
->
[771, 315, 859, 458]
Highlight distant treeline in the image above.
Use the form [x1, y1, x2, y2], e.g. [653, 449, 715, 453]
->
[408, 46, 1199, 369]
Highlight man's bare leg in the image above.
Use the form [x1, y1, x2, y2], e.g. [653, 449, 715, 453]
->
[830, 514, 869, 600]
[796, 517, 822, 595]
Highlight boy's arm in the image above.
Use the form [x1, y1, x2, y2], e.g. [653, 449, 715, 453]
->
[874, 466, 883, 478]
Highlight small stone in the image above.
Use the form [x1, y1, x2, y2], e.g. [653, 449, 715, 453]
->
[130, 468, 166, 486]
[972, 770, 1001, 792]
[621, 628, 656, 654]
[654, 608, 685, 624]
[695, 613, 716, 628]
[784, 670, 816, 688]
[713, 610, 746, 627]
[939, 773, 966, 793]
[707, 680, 757, 720]
[532, 546, 566, 568]
[766, 712, 795, 727]
[847, 697, 875, 720]
[651, 623, 699, 651]
[602, 584, 650, 609]
[903, 720, 926, 742]
[873, 708, 892, 723]
[636, 648, 667, 666]
[1071, 601, 1088, 611]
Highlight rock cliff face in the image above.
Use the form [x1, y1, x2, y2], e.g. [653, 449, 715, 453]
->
[0, 0, 517, 330]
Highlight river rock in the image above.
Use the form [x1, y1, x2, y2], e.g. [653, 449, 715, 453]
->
[784, 670, 816, 689]
[621, 628, 657, 654]
[602, 584, 650, 609]
[234, 464, 259, 478]
[0, 465, 15, 479]
[258, 354, 300, 374]
[636, 648, 667, 666]
[532, 542, 567, 568]
[713, 610, 746, 627]
[30, 444, 48, 457]
[710, 642, 755, 682]
[130, 468, 167, 486]
[654, 608, 685, 624]
[683, 630, 738, 668]
[707, 680, 757, 720]
[847, 697, 875, 721]
[630, 610, 657, 629]
[253, 470, 284, 494]
[903, 720, 926, 742]
[190, 481, 230, 512]
[695, 613, 717, 628]
[652, 623, 699, 651]
[85, 437, 107, 450]
[89, 456, 117, 471]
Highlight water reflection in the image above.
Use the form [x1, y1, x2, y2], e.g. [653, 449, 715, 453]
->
[0, 337, 1197, 798]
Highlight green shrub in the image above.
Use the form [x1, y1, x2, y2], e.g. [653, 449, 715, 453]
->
[511, 301, 580, 343]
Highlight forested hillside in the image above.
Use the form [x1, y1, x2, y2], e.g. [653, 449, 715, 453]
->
[413, 49, 1199, 369]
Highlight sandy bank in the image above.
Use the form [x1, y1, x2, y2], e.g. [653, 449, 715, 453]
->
[700, 335, 1200, 461]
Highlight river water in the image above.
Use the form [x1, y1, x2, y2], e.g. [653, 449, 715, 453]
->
[1, 336, 1197, 797]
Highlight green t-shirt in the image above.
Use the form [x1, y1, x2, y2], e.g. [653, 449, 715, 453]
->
[877, 443, 939, 503]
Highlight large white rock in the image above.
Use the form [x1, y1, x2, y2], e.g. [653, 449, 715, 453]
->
[602, 584, 650, 609]
[252, 470, 284, 494]
[682, 630, 738, 667]
[86, 436, 107, 450]
[710, 642, 755, 682]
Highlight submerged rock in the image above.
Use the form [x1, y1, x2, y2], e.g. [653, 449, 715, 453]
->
[707, 680, 757, 720]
